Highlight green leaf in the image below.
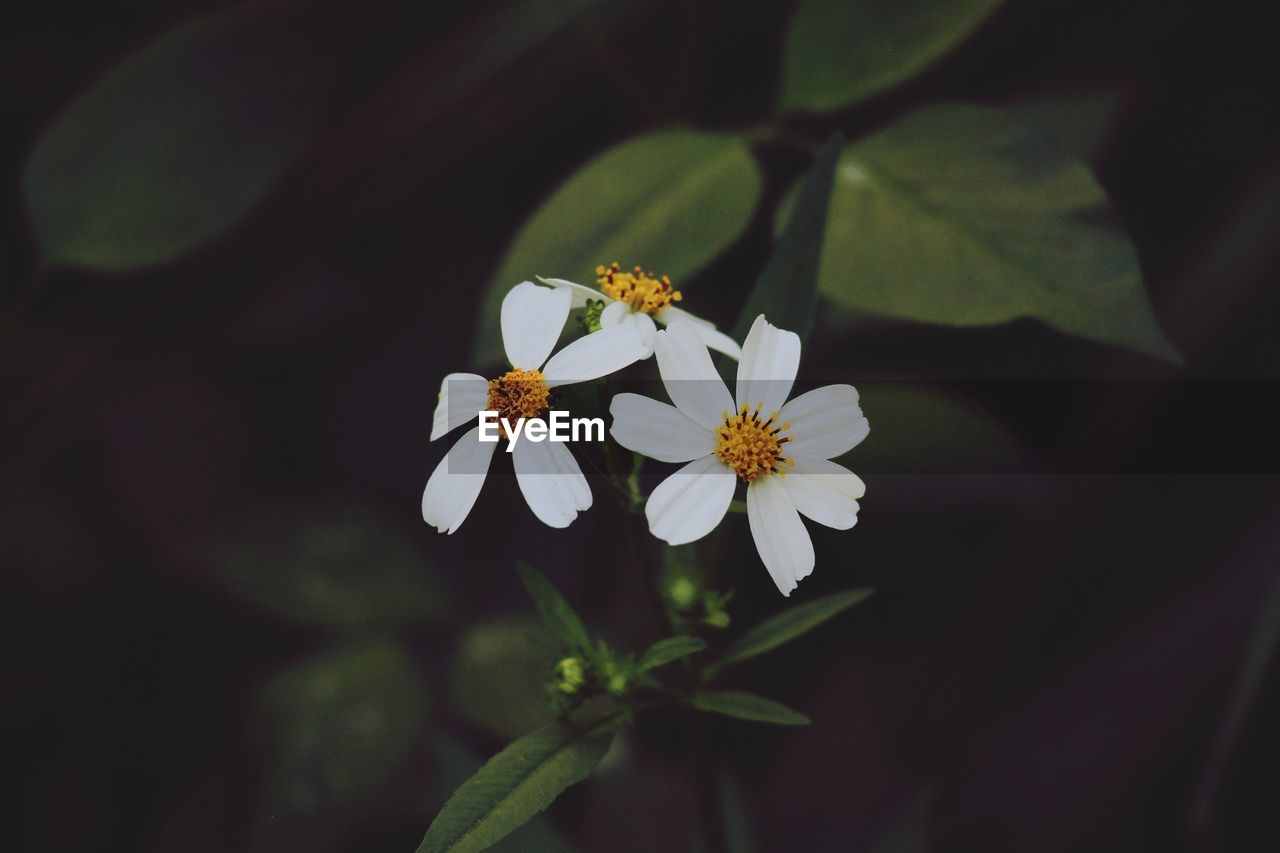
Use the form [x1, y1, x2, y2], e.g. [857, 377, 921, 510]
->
[799, 104, 1179, 360]
[710, 588, 873, 675]
[691, 690, 810, 726]
[638, 635, 708, 671]
[517, 563, 591, 653]
[419, 707, 621, 853]
[449, 619, 558, 741]
[474, 130, 762, 364]
[432, 734, 579, 853]
[251, 639, 430, 850]
[23, 4, 331, 272]
[205, 499, 449, 628]
[780, 0, 1004, 113]
[731, 133, 841, 344]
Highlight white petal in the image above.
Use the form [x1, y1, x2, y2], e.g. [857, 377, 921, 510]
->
[656, 305, 741, 360]
[610, 393, 717, 463]
[431, 372, 487, 441]
[653, 320, 735, 431]
[512, 438, 592, 528]
[645, 454, 736, 545]
[780, 384, 869, 460]
[746, 474, 815, 596]
[599, 300, 629, 327]
[501, 282, 571, 370]
[780, 455, 864, 530]
[538, 277, 603, 309]
[421, 426, 497, 534]
[620, 311, 658, 357]
[541, 324, 648, 387]
[736, 314, 801, 416]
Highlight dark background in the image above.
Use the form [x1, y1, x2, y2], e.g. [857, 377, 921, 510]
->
[4, 1, 1280, 851]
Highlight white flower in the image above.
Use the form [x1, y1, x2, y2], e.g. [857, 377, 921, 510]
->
[539, 263, 742, 360]
[609, 315, 868, 596]
[423, 281, 648, 534]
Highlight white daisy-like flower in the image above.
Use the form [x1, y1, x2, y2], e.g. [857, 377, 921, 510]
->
[609, 315, 868, 596]
[423, 281, 648, 534]
[539, 263, 742, 360]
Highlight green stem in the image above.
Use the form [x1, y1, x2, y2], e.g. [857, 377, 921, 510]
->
[728, 499, 747, 514]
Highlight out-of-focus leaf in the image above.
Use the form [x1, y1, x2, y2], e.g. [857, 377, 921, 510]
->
[206, 499, 449, 628]
[638, 635, 708, 671]
[474, 130, 762, 364]
[517, 563, 591, 652]
[691, 690, 810, 726]
[449, 619, 557, 740]
[780, 0, 1004, 113]
[432, 734, 579, 853]
[419, 705, 621, 853]
[708, 588, 873, 675]
[251, 639, 429, 851]
[998, 84, 1134, 163]
[798, 104, 1178, 360]
[23, 4, 331, 272]
[854, 384, 1028, 474]
[731, 134, 840, 345]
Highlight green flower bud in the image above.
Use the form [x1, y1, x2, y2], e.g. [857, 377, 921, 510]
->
[607, 672, 629, 696]
[554, 657, 586, 694]
[579, 299, 607, 334]
[669, 576, 697, 610]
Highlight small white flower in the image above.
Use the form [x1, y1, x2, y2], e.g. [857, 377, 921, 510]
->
[540, 263, 742, 360]
[609, 315, 868, 596]
[423, 281, 649, 534]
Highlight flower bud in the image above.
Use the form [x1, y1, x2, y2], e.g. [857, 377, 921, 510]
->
[554, 657, 586, 694]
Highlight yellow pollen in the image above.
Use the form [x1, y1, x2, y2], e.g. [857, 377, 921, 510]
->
[713, 404, 794, 483]
[595, 262, 683, 314]
[486, 369, 550, 437]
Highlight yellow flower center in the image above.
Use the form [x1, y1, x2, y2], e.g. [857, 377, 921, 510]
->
[596, 262, 683, 314]
[486, 369, 549, 437]
[714, 404, 793, 483]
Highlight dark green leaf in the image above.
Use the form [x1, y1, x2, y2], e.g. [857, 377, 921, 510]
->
[419, 706, 621, 853]
[780, 0, 1004, 113]
[474, 130, 762, 364]
[711, 588, 872, 674]
[797, 104, 1179, 360]
[251, 640, 429, 850]
[206, 499, 449, 628]
[691, 690, 810, 726]
[24, 4, 331, 271]
[517, 563, 591, 652]
[638, 635, 708, 671]
[432, 735, 579, 853]
[731, 133, 840, 344]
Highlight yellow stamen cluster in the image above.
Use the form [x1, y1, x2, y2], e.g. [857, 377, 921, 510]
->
[714, 404, 793, 483]
[486, 369, 549, 436]
[596, 262, 683, 314]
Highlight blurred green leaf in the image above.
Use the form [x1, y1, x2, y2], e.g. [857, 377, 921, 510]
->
[998, 84, 1133, 163]
[23, 4, 330, 272]
[517, 562, 591, 652]
[795, 104, 1178, 360]
[432, 734, 580, 853]
[708, 588, 872, 676]
[474, 130, 762, 364]
[780, 0, 1003, 113]
[450, 619, 559, 741]
[732, 133, 840, 344]
[691, 690, 810, 726]
[854, 385, 1028, 474]
[252, 639, 429, 850]
[638, 635, 708, 671]
[419, 705, 621, 853]
[207, 500, 449, 628]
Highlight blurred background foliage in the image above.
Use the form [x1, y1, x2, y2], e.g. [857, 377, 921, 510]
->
[3, 0, 1280, 851]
